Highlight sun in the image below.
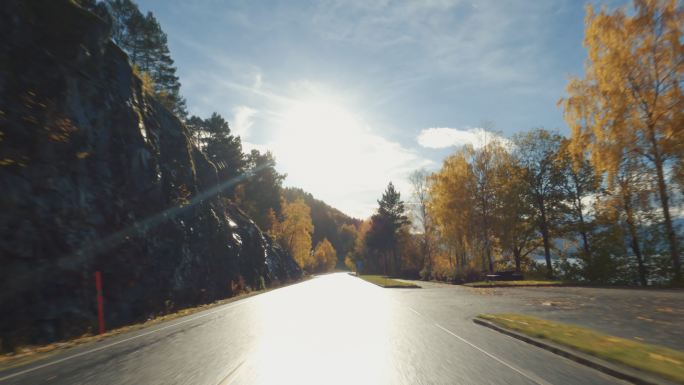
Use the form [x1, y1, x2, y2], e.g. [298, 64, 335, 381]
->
[271, 97, 376, 200]
[277, 99, 362, 148]
[268, 94, 421, 218]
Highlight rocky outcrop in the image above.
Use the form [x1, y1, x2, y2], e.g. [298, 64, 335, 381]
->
[0, 0, 300, 351]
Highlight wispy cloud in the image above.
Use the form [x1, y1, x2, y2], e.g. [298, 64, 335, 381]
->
[138, 0, 596, 217]
[231, 106, 257, 139]
[417, 127, 507, 149]
[310, 0, 562, 88]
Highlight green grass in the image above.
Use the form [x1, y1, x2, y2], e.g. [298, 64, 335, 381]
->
[465, 280, 564, 288]
[479, 313, 684, 383]
[358, 275, 420, 288]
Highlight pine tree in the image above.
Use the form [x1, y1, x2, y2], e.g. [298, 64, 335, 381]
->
[366, 182, 409, 275]
[202, 113, 245, 189]
[234, 150, 286, 230]
[104, 0, 187, 119]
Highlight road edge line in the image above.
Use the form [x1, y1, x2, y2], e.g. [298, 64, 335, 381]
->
[0, 299, 254, 382]
[434, 323, 553, 385]
[473, 317, 677, 385]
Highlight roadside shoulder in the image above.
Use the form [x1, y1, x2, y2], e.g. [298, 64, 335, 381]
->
[474, 315, 683, 385]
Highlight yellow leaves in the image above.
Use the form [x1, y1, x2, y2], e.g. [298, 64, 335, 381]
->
[0, 155, 28, 167]
[562, 0, 683, 186]
[344, 255, 355, 271]
[313, 238, 337, 273]
[173, 184, 192, 207]
[272, 198, 314, 271]
[132, 64, 155, 95]
[649, 353, 682, 366]
[76, 151, 90, 159]
[48, 117, 78, 142]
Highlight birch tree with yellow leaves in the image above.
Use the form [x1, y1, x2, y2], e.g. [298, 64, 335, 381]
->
[561, 0, 683, 281]
[313, 238, 337, 273]
[271, 198, 314, 271]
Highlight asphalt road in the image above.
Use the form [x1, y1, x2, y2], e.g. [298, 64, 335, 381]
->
[0, 273, 631, 385]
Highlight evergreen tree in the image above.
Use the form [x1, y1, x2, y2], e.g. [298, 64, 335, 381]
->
[202, 113, 245, 189]
[104, 0, 187, 119]
[235, 150, 286, 230]
[365, 182, 409, 275]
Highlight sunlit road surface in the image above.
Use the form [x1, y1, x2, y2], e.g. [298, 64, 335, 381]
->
[0, 273, 628, 385]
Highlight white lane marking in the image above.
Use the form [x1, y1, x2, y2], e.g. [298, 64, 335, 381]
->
[403, 303, 552, 385]
[0, 300, 252, 382]
[434, 323, 553, 385]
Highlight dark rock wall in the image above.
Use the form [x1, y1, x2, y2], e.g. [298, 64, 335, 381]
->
[0, 0, 300, 351]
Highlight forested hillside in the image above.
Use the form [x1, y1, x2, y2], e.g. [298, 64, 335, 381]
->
[282, 187, 360, 268]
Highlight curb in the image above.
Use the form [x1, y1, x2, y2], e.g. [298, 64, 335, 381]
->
[352, 275, 421, 289]
[465, 284, 565, 288]
[473, 317, 679, 385]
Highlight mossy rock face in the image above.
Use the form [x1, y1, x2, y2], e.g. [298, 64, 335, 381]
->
[0, 0, 301, 353]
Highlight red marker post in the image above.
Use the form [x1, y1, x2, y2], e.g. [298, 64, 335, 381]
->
[95, 271, 105, 335]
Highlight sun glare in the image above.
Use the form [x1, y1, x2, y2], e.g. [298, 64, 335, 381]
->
[273, 99, 375, 201]
[269, 95, 422, 218]
[277, 99, 363, 156]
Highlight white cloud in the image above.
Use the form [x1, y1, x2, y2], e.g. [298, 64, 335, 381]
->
[417, 127, 508, 149]
[263, 95, 432, 219]
[232, 106, 257, 139]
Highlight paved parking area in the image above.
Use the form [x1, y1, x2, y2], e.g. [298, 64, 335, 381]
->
[398, 280, 684, 351]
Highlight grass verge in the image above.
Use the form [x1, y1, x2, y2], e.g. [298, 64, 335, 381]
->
[478, 313, 684, 383]
[358, 275, 420, 288]
[0, 278, 308, 372]
[465, 280, 564, 288]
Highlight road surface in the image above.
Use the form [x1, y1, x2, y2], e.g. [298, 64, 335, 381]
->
[0, 273, 630, 385]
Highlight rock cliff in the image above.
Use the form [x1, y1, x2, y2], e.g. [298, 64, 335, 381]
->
[0, 0, 301, 351]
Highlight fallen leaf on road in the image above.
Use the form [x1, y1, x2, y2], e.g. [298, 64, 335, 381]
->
[649, 353, 682, 366]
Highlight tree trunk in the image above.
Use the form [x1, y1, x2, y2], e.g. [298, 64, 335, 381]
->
[513, 247, 521, 273]
[623, 191, 647, 287]
[538, 197, 554, 279]
[651, 147, 681, 282]
[578, 209, 592, 279]
[392, 248, 399, 277]
[422, 232, 432, 279]
[481, 196, 493, 273]
[486, 243, 493, 273]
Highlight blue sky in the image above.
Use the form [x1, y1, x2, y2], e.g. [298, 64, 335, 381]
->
[137, 0, 628, 219]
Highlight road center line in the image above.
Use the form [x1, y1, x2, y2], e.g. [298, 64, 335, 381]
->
[434, 323, 553, 385]
[0, 299, 252, 382]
